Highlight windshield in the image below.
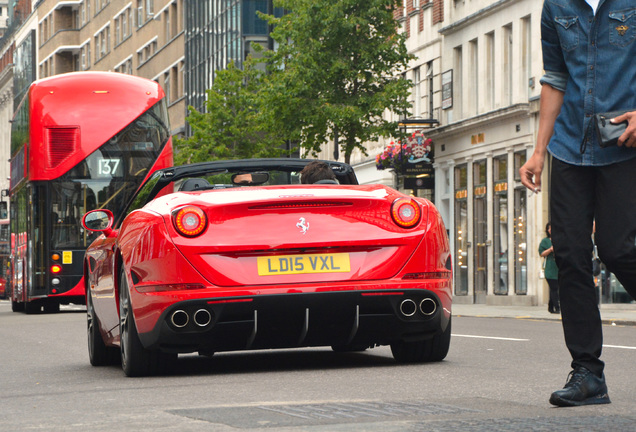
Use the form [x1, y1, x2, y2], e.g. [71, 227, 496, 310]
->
[50, 100, 170, 249]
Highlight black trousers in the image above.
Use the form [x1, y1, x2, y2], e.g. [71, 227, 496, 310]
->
[550, 157, 636, 377]
[547, 278, 560, 311]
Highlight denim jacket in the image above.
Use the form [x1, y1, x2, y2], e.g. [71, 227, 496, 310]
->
[540, 0, 636, 166]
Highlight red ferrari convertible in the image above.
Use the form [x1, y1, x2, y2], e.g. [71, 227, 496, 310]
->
[82, 159, 452, 376]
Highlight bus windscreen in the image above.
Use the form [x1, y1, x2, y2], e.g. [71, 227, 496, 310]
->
[47, 100, 170, 250]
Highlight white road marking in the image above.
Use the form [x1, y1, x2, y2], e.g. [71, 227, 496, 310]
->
[603, 344, 636, 350]
[452, 334, 529, 342]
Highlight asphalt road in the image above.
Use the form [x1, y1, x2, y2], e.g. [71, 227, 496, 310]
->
[1, 300, 636, 431]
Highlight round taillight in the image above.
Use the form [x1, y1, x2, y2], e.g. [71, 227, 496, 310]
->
[391, 198, 421, 228]
[51, 264, 62, 274]
[173, 206, 207, 237]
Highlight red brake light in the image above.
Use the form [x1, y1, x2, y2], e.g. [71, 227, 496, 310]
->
[51, 264, 62, 274]
[172, 206, 207, 237]
[391, 198, 421, 228]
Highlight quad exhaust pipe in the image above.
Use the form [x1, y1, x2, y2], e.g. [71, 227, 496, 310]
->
[170, 308, 213, 329]
[399, 299, 417, 317]
[171, 310, 189, 328]
[419, 298, 437, 316]
[399, 298, 437, 317]
[193, 309, 212, 327]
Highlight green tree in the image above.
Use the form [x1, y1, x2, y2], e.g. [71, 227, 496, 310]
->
[175, 60, 285, 165]
[260, 0, 413, 164]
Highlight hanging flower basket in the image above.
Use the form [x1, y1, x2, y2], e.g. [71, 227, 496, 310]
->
[375, 141, 407, 171]
[375, 131, 433, 172]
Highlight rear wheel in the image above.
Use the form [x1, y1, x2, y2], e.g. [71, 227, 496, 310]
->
[87, 287, 119, 366]
[24, 301, 41, 314]
[11, 299, 24, 312]
[43, 302, 60, 314]
[391, 317, 451, 363]
[119, 269, 176, 376]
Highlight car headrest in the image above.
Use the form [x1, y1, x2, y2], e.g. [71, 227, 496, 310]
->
[313, 179, 339, 184]
[179, 178, 212, 191]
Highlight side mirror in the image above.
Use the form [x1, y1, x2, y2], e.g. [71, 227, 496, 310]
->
[82, 209, 115, 237]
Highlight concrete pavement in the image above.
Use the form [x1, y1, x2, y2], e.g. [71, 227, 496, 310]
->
[452, 301, 636, 326]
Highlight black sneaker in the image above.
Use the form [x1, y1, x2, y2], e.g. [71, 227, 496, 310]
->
[549, 367, 611, 407]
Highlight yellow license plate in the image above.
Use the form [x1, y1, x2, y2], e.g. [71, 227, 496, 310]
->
[257, 253, 351, 276]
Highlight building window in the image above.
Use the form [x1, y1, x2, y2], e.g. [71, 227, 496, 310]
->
[80, 1, 86, 25]
[123, 9, 129, 38]
[163, 71, 170, 102]
[94, 25, 110, 62]
[171, 64, 180, 100]
[413, 67, 420, 117]
[94, 0, 109, 15]
[137, 38, 158, 66]
[115, 57, 132, 74]
[426, 61, 434, 118]
[172, 1, 179, 35]
[146, 0, 154, 18]
[521, 15, 532, 99]
[164, 10, 170, 41]
[114, 7, 132, 46]
[469, 38, 478, 116]
[115, 18, 121, 45]
[81, 43, 91, 70]
[503, 24, 513, 106]
[453, 45, 462, 120]
[136, 0, 144, 27]
[486, 31, 495, 111]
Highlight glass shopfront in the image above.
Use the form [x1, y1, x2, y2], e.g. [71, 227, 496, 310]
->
[452, 152, 529, 301]
[513, 152, 528, 295]
[493, 155, 508, 295]
[473, 160, 487, 301]
[454, 164, 468, 296]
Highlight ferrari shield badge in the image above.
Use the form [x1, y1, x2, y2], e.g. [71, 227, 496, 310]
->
[296, 217, 309, 234]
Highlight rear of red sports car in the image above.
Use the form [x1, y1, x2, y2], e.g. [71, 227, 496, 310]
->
[84, 160, 452, 376]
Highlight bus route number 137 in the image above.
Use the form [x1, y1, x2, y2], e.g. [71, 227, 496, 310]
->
[98, 158, 121, 176]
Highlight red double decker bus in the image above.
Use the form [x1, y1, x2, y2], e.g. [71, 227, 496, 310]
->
[9, 72, 173, 313]
[0, 220, 9, 299]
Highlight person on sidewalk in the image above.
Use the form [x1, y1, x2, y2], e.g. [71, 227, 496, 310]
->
[539, 222, 559, 314]
[519, 0, 636, 407]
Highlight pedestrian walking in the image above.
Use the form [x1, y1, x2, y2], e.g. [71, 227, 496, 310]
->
[519, 0, 636, 407]
[539, 222, 559, 314]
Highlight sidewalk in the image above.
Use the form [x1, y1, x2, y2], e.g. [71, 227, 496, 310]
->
[452, 302, 636, 326]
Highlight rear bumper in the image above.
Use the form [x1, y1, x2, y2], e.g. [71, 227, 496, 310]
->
[137, 289, 451, 354]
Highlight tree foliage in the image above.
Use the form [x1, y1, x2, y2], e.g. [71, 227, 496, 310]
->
[260, 0, 414, 163]
[175, 60, 285, 165]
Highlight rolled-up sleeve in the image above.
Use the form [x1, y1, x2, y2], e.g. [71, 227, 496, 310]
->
[541, 2, 567, 75]
[540, 71, 568, 92]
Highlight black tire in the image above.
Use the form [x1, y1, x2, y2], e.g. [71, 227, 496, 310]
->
[391, 317, 452, 363]
[43, 302, 60, 314]
[24, 301, 41, 314]
[119, 269, 176, 377]
[87, 287, 119, 366]
[331, 344, 369, 353]
[11, 299, 24, 312]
